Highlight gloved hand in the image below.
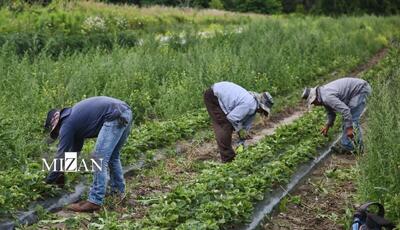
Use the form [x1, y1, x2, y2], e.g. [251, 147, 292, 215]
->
[235, 142, 245, 154]
[320, 125, 330, 137]
[346, 126, 354, 140]
[238, 129, 251, 140]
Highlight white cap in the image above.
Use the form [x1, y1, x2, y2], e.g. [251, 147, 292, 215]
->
[302, 87, 317, 108]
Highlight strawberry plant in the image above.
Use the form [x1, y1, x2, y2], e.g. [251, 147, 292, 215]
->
[123, 110, 209, 164]
[0, 166, 60, 215]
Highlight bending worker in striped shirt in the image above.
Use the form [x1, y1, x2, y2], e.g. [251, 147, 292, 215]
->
[302, 77, 372, 153]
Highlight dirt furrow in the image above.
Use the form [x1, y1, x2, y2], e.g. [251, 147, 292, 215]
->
[264, 154, 357, 230]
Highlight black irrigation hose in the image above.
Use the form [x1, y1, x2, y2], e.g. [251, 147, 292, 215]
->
[238, 134, 342, 230]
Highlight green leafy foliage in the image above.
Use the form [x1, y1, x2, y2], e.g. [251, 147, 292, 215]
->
[223, 0, 282, 14]
[209, 0, 224, 9]
[0, 166, 60, 215]
[122, 111, 209, 163]
[0, 1, 248, 57]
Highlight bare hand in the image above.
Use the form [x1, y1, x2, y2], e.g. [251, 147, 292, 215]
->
[346, 127, 354, 140]
[320, 125, 329, 137]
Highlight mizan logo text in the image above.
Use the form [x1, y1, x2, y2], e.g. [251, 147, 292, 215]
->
[42, 152, 103, 172]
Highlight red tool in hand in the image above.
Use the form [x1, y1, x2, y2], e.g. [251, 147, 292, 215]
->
[347, 126, 354, 140]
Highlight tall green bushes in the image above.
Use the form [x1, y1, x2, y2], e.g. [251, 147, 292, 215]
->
[0, 1, 248, 57]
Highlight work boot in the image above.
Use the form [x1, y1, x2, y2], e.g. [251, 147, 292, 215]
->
[53, 174, 65, 188]
[331, 144, 353, 155]
[221, 156, 235, 163]
[66, 200, 101, 212]
[45, 173, 65, 188]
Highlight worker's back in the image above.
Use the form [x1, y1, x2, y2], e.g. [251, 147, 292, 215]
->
[61, 96, 130, 138]
[212, 81, 256, 115]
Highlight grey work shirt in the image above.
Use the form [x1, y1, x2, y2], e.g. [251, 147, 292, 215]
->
[212, 81, 258, 131]
[317, 77, 371, 128]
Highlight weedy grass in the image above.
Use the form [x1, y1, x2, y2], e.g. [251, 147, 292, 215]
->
[359, 45, 400, 224]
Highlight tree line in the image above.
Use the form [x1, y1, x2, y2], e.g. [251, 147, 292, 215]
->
[3, 0, 400, 15]
[101, 0, 400, 15]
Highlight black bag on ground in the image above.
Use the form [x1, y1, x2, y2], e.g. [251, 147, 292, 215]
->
[351, 202, 396, 230]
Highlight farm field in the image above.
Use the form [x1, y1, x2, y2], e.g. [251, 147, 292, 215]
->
[0, 1, 400, 229]
[264, 46, 400, 229]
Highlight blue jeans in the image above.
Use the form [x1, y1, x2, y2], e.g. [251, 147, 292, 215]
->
[88, 109, 133, 205]
[341, 92, 369, 151]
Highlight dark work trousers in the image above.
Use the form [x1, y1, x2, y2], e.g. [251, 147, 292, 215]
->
[203, 88, 235, 163]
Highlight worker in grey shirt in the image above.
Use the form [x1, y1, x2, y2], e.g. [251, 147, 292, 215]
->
[302, 77, 372, 153]
[204, 81, 274, 162]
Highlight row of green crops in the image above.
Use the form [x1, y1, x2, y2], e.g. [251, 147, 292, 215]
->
[92, 108, 340, 229]
[1, 15, 399, 215]
[0, 1, 250, 57]
[0, 169, 60, 217]
[359, 46, 400, 225]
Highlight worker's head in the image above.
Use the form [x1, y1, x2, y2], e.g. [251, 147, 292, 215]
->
[302, 87, 321, 107]
[44, 108, 61, 140]
[255, 92, 274, 117]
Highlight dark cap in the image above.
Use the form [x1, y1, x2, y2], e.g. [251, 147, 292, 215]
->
[44, 109, 58, 131]
[44, 108, 62, 139]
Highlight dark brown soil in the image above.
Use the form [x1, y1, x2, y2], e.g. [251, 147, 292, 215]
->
[263, 154, 358, 230]
[113, 157, 198, 219]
